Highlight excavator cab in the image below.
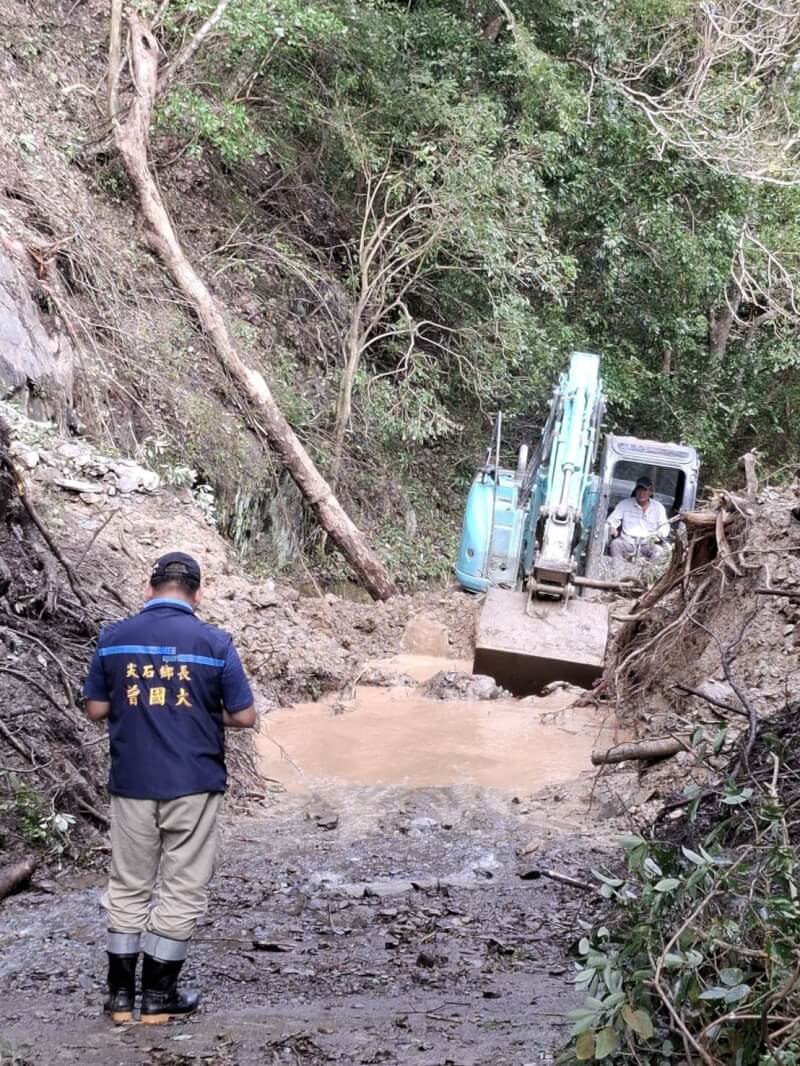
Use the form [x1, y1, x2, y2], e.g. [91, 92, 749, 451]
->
[456, 353, 701, 695]
[585, 436, 699, 574]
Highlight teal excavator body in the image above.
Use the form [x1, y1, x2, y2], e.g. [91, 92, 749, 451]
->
[456, 351, 700, 694]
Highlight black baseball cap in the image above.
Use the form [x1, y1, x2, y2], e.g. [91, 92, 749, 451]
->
[150, 551, 202, 584]
[635, 476, 653, 490]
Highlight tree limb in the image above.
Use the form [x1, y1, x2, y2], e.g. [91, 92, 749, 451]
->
[157, 0, 233, 95]
[115, 16, 396, 601]
[0, 857, 38, 901]
[107, 0, 123, 124]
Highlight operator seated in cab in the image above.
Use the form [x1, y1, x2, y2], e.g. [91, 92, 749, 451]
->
[606, 476, 669, 560]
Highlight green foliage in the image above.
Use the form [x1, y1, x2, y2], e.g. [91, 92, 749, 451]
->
[0, 1036, 32, 1066]
[157, 88, 268, 163]
[149, 0, 800, 558]
[0, 777, 76, 857]
[561, 774, 800, 1064]
[266, 346, 316, 433]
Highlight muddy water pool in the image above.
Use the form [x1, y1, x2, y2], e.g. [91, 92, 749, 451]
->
[258, 655, 618, 793]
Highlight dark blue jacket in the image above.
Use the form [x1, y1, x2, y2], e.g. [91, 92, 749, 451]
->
[83, 598, 253, 800]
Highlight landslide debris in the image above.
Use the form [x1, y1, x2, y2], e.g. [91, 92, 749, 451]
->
[0, 408, 477, 865]
[593, 483, 800, 819]
[562, 484, 800, 1066]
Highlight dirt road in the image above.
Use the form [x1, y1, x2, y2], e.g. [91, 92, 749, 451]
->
[1, 662, 618, 1066]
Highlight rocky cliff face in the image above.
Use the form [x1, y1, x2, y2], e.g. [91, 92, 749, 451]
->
[0, 241, 75, 426]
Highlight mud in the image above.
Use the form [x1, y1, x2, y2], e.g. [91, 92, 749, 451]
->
[259, 656, 619, 795]
[0, 655, 621, 1066]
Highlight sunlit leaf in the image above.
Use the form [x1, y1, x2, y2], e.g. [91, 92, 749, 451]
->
[617, 834, 646, 849]
[575, 1030, 595, 1060]
[594, 1026, 617, 1060]
[654, 877, 681, 892]
[681, 846, 706, 866]
[698, 986, 728, 1000]
[724, 984, 750, 1004]
[622, 1004, 654, 1039]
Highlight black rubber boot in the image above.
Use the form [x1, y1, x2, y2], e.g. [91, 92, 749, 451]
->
[103, 952, 138, 1024]
[140, 954, 200, 1024]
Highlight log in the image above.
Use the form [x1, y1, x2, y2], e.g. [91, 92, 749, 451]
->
[672, 681, 744, 716]
[682, 510, 732, 529]
[0, 856, 37, 901]
[115, 17, 397, 602]
[518, 867, 593, 891]
[716, 508, 742, 576]
[592, 736, 690, 765]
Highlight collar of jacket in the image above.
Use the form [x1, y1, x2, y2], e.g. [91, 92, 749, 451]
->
[141, 597, 195, 614]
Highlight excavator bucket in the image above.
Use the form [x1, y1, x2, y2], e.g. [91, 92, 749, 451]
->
[473, 587, 608, 696]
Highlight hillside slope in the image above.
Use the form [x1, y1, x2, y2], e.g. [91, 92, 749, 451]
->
[0, 0, 464, 586]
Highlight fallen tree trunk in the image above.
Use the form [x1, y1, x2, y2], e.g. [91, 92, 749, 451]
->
[114, 17, 397, 602]
[0, 856, 37, 901]
[682, 509, 733, 529]
[592, 736, 690, 765]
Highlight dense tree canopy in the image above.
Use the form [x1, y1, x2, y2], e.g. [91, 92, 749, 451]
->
[152, 0, 800, 478]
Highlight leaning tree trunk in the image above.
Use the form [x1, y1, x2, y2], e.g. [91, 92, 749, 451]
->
[114, 16, 397, 601]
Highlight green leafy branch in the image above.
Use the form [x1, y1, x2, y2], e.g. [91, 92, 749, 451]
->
[560, 758, 800, 1064]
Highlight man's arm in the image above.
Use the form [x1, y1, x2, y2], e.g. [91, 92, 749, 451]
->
[654, 501, 670, 540]
[83, 646, 111, 721]
[86, 699, 111, 722]
[221, 642, 255, 728]
[223, 705, 256, 728]
[605, 499, 626, 536]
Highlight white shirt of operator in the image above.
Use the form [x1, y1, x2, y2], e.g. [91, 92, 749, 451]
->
[606, 496, 669, 542]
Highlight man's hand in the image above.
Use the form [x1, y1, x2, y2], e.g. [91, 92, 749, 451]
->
[85, 699, 111, 722]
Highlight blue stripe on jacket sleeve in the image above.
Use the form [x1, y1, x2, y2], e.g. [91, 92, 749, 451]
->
[99, 644, 177, 656]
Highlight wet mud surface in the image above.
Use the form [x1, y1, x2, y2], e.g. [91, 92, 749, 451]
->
[259, 657, 620, 794]
[1, 660, 618, 1066]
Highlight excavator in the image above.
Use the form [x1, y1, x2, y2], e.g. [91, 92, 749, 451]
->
[455, 351, 700, 695]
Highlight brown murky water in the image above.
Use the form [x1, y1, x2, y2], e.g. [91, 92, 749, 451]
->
[258, 655, 618, 793]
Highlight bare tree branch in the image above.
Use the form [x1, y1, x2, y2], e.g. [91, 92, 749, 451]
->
[157, 0, 233, 95]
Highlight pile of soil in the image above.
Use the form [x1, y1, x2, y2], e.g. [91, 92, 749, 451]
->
[596, 483, 800, 819]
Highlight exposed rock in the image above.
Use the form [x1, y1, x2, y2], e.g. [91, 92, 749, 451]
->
[52, 477, 101, 494]
[421, 671, 508, 701]
[113, 461, 160, 493]
[10, 443, 39, 469]
[0, 246, 74, 426]
[251, 581, 281, 609]
[401, 615, 450, 656]
[312, 811, 339, 831]
[363, 880, 415, 899]
[408, 816, 438, 832]
[359, 666, 417, 688]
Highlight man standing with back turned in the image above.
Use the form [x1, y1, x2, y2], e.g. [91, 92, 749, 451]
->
[83, 551, 256, 1024]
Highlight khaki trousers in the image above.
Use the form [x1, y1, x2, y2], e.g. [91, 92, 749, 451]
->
[103, 792, 223, 942]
